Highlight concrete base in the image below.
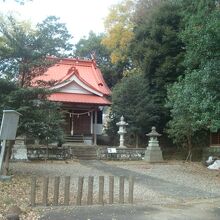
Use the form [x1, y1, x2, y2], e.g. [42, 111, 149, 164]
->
[84, 136, 93, 145]
[144, 140, 163, 162]
[0, 175, 12, 181]
[118, 145, 127, 149]
[11, 145, 28, 160]
[144, 148, 163, 162]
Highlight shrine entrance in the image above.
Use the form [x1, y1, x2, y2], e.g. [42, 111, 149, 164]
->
[72, 113, 90, 135]
[65, 110, 92, 136]
[62, 106, 103, 145]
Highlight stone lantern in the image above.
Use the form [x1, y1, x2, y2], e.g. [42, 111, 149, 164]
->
[144, 126, 163, 162]
[116, 116, 128, 148]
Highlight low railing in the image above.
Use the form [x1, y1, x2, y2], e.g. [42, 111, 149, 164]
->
[27, 147, 70, 160]
[27, 146, 146, 161]
[30, 175, 135, 206]
[97, 147, 145, 160]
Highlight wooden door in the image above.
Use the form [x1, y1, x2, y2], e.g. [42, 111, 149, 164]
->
[73, 114, 91, 135]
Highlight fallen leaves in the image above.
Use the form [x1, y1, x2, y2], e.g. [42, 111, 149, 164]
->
[0, 175, 40, 220]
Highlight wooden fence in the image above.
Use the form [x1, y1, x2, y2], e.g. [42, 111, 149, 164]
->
[30, 176, 134, 206]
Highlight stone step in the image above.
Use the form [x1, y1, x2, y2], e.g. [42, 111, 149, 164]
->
[69, 145, 97, 160]
[64, 135, 84, 143]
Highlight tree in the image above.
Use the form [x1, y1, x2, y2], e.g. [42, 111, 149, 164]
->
[0, 15, 73, 87]
[102, 0, 135, 64]
[128, 0, 185, 131]
[0, 80, 64, 144]
[166, 0, 220, 159]
[110, 71, 161, 146]
[0, 15, 72, 142]
[74, 31, 110, 66]
[74, 31, 124, 87]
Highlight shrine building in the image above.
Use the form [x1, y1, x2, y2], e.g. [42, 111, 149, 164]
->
[33, 57, 111, 145]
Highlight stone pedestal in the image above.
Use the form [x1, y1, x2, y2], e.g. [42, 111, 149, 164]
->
[144, 127, 163, 162]
[11, 137, 28, 160]
[144, 139, 163, 162]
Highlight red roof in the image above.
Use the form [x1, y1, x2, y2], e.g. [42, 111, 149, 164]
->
[34, 57, 111, 96]
[49, 93, 111, 105]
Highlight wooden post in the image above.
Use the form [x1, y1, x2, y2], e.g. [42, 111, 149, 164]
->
[98, 176, 104, 205]
[119, 176, 125, 204]
[76, 176, 84, 206]
[109, 176, 114, 204]
[53, 176, 60, 206]
[30, 176, 37, 206]
[64, 176, 70, 205]
[42, 176, 49, 206]
[87, 176, 94, 205]
[93, 110, 97, 145]
[128, 176, 134, 204]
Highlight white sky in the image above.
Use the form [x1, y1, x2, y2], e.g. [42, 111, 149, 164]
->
[0, 0, 121, 43]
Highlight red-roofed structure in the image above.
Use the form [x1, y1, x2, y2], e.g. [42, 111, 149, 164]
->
[34, 57, 111, 145]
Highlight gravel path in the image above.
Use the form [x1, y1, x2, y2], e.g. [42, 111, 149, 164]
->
[80, 160, 220, 200]
[10, 160, 220, 205]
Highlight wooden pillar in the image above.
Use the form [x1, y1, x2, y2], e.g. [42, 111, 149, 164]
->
[87, 176, 94, 205]
[119, 176, 125, 204]
[53, 176, 60, 205]
[76, 176, 84, 206]
[30, 176, 37, 206]
[98, 176, 104, 205]
[93, 110, 97, 145]
[91, 111, 93, 134]
[128, 176, 134, 204]
[64, 176, 71, 205]
[109, 176, 114, 204]
[42, 177, 49, 206]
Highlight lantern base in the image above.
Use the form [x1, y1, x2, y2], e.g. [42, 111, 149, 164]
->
[11, 137, 28, 161]
[144, 142, 163, 162]
[0, 175, 12, 182]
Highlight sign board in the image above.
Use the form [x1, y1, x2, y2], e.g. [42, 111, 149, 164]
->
[0, 110, 21, 140]
[107, 148, 117, 153]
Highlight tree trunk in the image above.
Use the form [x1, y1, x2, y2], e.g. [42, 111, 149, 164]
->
[135, 134, 139, 148]
[186, 135, 192, 162]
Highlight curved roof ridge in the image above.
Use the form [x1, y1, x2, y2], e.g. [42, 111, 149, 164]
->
[32, 57, 111, 96]
[55, 65, 78, 84]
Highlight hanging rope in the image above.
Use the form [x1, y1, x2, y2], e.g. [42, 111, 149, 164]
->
[69, 109, 94, 117]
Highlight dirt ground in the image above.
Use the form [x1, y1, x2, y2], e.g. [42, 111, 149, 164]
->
[0, 160, 220, 220]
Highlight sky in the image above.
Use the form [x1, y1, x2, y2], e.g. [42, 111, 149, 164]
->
[0, 0, 121, 43]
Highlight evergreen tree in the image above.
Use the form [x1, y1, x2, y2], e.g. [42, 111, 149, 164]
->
[0, 15, 72, 143]
[128, 0, 185, 130]
[166, 0, 220, 158]
[0, 15, 73, 87]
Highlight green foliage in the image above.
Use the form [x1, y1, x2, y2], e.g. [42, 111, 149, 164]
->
[110, 72, 161, 144]
[74, 31, 124, 87]
[124, 0, 185, 131]
[131, 0, 184, 87]
[74, 31, 110, 66]
[0, 15, 73, 86]
[166, 0, 220, 154]
[0, 79, 17, 116]
[179, 0, 220, 70]
[0, 82, 64, 143]
[0, 15, 70, 143]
